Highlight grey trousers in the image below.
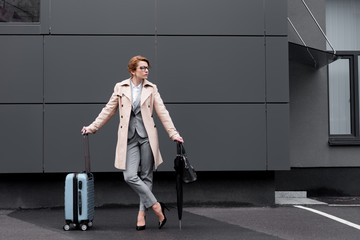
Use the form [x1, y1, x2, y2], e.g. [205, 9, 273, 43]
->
[123, 132, 157, 211]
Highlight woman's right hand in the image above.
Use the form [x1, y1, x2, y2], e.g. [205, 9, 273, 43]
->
[81, 126, 89, 135]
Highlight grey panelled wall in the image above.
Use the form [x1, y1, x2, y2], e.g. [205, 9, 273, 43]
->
[0, 105, 43, 173]
[265, 0, 288, 35]
[44, 36, 156, 103]
[0, 0, 289, 173]
[0, 36, 43, 173]
[267, 104, 290, 170]
[157, 104, 267, 171]
[44, 105, 118, 172]
[49, 0, 156, 34]
[157, 37, 265, 102]
[157, 0, 264, 35]
[0, 36, 43, 103]
[266, 37, 289, 102]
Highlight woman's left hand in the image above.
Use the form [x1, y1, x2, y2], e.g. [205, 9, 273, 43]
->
[174, 136, 184, 143]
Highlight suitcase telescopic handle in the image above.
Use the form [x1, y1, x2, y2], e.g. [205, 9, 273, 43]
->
[83, 134, 91, 173]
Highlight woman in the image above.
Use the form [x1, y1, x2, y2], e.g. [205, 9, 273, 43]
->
[81, 56, 183, 230]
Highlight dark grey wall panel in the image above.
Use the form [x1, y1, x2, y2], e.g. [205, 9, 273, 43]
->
[266, 37, 289, 102]
[0, 36, 43, 103]
[265, 0, 288, 35]
[40, 0, 51, 34]
[155, 104, 267, 171]
[266, 104, 290, 170]
[157, 0, 264, 35]
[0, 105, 43, 173]
[44, 104, 119, 172]
[50, 0, 155, 34]
[0, 25, 41, 34]
[44, 36, 156, 103]
[157, 37, 265, 102]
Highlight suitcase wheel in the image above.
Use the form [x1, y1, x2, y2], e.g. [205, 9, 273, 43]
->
[63, 224, 70, 231]
[88, 221, 93, 228]
[80, 224, 88, 231]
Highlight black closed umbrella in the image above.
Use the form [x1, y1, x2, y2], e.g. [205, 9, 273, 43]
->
[174, 142, 185, 229]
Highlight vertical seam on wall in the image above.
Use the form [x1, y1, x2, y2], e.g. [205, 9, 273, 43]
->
[263, 0, 268, 170]
[42, 36, 45, 173]
[154, 0, 158, 83]
[48, 0, 52, 34]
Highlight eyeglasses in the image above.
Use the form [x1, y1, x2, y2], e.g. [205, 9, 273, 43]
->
[139, 66, 150, 71]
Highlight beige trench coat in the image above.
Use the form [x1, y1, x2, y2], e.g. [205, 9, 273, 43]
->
[86, 78, 180, 170]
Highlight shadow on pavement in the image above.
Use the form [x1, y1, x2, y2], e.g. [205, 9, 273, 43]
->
[7, 207, 282, 240]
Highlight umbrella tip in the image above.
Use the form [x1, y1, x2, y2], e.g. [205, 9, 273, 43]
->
[179, 220, 182, 230]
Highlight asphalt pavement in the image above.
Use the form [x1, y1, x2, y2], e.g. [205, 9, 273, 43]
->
[1, 201, 360, 240]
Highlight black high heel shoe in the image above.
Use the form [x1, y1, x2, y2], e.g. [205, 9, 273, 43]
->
[158, 202, 169, 229]
[136, 216, 146, 231]
[136, 225, 146, 231]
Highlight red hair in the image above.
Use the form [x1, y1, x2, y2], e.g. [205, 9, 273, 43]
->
[128, 56, 150, 76]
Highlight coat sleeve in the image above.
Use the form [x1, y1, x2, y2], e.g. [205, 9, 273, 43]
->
[153, 85, 181, 140]
[86, 84, 119, 134]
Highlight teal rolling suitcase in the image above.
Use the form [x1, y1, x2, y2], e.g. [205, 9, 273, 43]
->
[63, 135, 94, 231]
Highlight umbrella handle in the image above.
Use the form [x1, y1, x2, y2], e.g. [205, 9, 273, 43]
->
[177, 142, 186, 155]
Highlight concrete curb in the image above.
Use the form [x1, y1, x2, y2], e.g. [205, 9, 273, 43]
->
[275, 191, 327, 205]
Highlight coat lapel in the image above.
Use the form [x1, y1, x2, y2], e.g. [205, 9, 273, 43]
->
[141, 80, 153, 106]
[119, 79, 131, 101]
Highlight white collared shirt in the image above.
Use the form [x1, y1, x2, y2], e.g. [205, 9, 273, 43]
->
[130, 80, 143, 105]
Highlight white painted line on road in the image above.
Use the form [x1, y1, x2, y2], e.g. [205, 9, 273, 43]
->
[328, 204, 360, 207]
[294, 205, 360, 230]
